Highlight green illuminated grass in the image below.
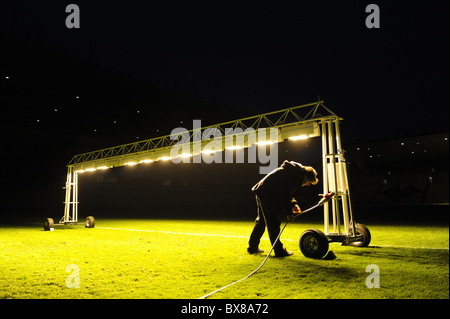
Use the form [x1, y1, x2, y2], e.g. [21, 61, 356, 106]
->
[0, 219, 448, 299]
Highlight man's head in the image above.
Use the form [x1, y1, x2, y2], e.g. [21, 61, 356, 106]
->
[302, 166, 319, 187]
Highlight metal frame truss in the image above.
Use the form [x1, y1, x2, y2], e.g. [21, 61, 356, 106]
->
[67, 101, 337, 169]
[61, 100, 356, 239]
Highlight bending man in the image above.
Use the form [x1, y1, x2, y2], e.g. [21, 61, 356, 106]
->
[248, 160, 319, 257]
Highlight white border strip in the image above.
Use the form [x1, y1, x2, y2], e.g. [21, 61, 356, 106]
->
[95, 226, 449, 249]
[95, 226, 295, 241]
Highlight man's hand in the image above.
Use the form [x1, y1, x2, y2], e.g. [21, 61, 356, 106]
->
[287, 204, 301, 222]
[292, 204, 301, 214]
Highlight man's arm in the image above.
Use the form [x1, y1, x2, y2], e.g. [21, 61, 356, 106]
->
[287, 198, 301, 222]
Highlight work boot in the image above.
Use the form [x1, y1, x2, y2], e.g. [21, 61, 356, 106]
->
[247, 247, 265, 254]
[274, 248, 294, 257]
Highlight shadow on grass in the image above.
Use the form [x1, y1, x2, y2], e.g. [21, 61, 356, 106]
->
[336, 245, 449, 267]
[247, 253, 362, 282]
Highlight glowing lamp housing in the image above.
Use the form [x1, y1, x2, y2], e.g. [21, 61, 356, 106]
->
[280, 122, 320, 141]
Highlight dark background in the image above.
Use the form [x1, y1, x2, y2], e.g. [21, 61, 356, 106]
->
[0, 1, 448, 224]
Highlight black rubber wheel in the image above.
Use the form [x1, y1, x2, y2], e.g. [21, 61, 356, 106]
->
[85, 216, 95, 228]
[299, 229, 329, 259]
[348, 223, 371, 247]
[44, 218, 54, 231]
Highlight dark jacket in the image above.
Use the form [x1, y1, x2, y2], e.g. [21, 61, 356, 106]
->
[251, 160, 307, 216]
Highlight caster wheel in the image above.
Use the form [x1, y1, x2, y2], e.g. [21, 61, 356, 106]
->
[348, 223, 371, 247]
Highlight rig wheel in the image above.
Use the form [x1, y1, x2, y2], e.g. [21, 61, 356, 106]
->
[348, 223, 371, 247]
[299, 229, 329, 259]
[85, 216, 95, 228]
[44, 218, 54, 231]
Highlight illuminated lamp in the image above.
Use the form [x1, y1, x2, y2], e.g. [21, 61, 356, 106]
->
[254, 127, 282, 146]
[200, 149, 216, 155]
[133, 152, 155, 164]
[224, 130, 257, 150]
[289, 135, 309, 141]
[153, 148, 172, 161]
[255, 140, 274, 146]
[122, 157, 139, 166]
[225, 145, 243, 150]
[280, 122, 320, 141]
[97, 166, 111, 170]
[169, 140, 195, 159]
[131, 149, 171, 162]
[201, 138, 222, 154]
[224, 134, 246, 150]
[76, 159, 117, 172]
[179, 153, 192, 158]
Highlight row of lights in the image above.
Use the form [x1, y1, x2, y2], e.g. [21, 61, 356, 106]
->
[74, 153, 210, 173]
[76, 155, 175, 172]
[74, 134, 309, 173]
[75, 149, 259, 172]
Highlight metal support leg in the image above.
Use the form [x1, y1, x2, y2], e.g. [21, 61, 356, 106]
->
[327, 120, 340, 234]
[321, 121, 329, 234]
[321, 117, 354, 239]
[61, 166, 79, 224]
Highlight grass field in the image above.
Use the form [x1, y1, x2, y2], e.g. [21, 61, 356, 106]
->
[0, 218, 448, 299]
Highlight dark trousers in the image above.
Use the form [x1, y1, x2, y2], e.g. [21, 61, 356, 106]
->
[248, 195, 285, 254]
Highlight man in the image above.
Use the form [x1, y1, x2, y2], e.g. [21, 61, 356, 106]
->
[248, 160, 319, 257]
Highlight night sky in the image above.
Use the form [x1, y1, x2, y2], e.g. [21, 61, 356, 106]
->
[1, 0, 448, 140]
[0, 1, 448, 222]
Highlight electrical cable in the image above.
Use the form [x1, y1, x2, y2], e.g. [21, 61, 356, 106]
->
[198, 195, 332, 299]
